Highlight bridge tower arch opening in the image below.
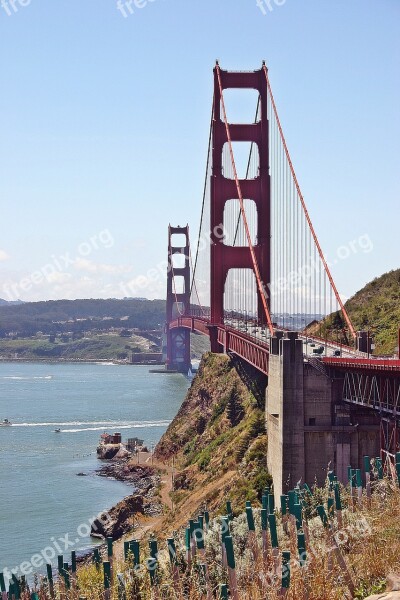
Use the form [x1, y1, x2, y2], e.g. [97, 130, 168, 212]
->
[166, 225, 191, 372]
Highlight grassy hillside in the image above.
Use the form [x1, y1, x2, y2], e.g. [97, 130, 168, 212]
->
[0, 298, 165, 337]
[310, 269, 400, 354]
[154, 353, 270, 531]
[345, 268, 400, 354]
[0, 333, 153, 361]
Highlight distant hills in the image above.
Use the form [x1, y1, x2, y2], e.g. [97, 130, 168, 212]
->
[0, 298, 166, 337]
[0, 299, 23, 306]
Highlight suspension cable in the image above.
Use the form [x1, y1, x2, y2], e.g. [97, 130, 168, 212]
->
[190, 99, 214, 300]
[263, 65, 356, 340]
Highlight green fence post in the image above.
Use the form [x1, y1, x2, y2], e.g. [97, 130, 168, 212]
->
[71, 551, 76, 574]
[129, 540, 140, 567]
[245, 507, 255, 532]
[103, 561, 111, 600]
[204, 510, 210, 529]
[327, 471, 335, 491]
[11, 576, 19, 600]
[364, 456, 372, 498]
[224, 536, 238, 599]
[268, 494, 275, 515]
[63, 563, 70, 590]
[167, 538, 177, 566]
[107, 537, 113, 559]
[57, 555, 64, 575]
[198, 514, 204, 531]
[149, 539, 158, 561]
[288, 490, 296, 515]
[297, 532, 306, 566]
[262, 494, 268, 510]
[221, 516, 230, 568]
[355, 469, 363, 501]
[167, 538, 180, 591]
[226, 501, 233, 521]
[281, 551, 291, 590]
[293, 503, 302, 531]
[261, 508, 269, 559]
[327, 497, 334, 518]
[0, 573, 6, 595]
[46, 564, 54, 598]
[334, 482, 343, 527]
[268, 514, 279, 548]
[280, 495, 287, 516]
[218, 583, 228, 599]
[185, 527, 191, 565]
[123, 541, 130, 561]
[93, 548, 101, 569]
[396, 461, 400, 487]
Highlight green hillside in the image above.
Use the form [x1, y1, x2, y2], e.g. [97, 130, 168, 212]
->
[345, 269, 400, 354]
[318, 269, 400, 354]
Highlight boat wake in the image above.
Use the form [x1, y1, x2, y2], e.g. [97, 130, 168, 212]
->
[2, 376, 53, 380]
[10, 420, 171, 431]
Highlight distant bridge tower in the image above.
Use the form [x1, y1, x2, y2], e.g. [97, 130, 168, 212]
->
[210, 65, 271, 336]
[166, 225, 191, 372]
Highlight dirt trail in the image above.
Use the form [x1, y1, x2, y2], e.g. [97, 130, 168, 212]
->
[113, 452, 175, 560]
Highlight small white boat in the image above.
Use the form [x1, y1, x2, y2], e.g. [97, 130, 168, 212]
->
[54, 428, 61, 433]
[0, 419, 12, 426]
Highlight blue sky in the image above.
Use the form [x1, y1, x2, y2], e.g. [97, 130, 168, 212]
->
[0, 0, 399, 302]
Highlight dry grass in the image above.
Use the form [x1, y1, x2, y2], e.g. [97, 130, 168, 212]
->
[19, 477, 399, 600]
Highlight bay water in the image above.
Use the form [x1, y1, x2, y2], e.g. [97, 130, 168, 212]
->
[0, 362, 188, 581]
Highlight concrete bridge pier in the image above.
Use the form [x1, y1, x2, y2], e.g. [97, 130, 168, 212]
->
[266, 332, 380, 504]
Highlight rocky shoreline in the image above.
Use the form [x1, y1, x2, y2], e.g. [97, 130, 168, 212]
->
[90, 458, 163, 541]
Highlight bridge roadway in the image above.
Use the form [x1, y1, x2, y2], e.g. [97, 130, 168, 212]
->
[169, 315, 397, 374]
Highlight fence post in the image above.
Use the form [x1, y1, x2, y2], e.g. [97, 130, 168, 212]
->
[281, 551, 291, 596]
[297, 532, 306, 567]
[0, 573, 6, 600]
[364, 456, 372, 499]
[167, 538, 181, 596]
[396, 452, 400, 487]
[46, 565, 54, 599]
[129, 540, 140, 567]
[334, 482, 343, 528]
[261, 508, 269, 561]
[224, 536, 239, 600]
[218, 583, 228, 599]
[221, 516, 230, 568]
[355, 469, 363, 502]
[268, 514, 280, 577]
[103, 561, 111, 600]
[107, 537, 114, 576]
[93, 548, 101, 569]
[280, 495, 289, 535]
[185, 527, 191, 567]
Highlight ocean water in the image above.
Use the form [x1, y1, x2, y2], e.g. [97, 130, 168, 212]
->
[0, 362, 188, 581]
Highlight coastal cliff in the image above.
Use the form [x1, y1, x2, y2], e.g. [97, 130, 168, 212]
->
[153, 352, 271, 532]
